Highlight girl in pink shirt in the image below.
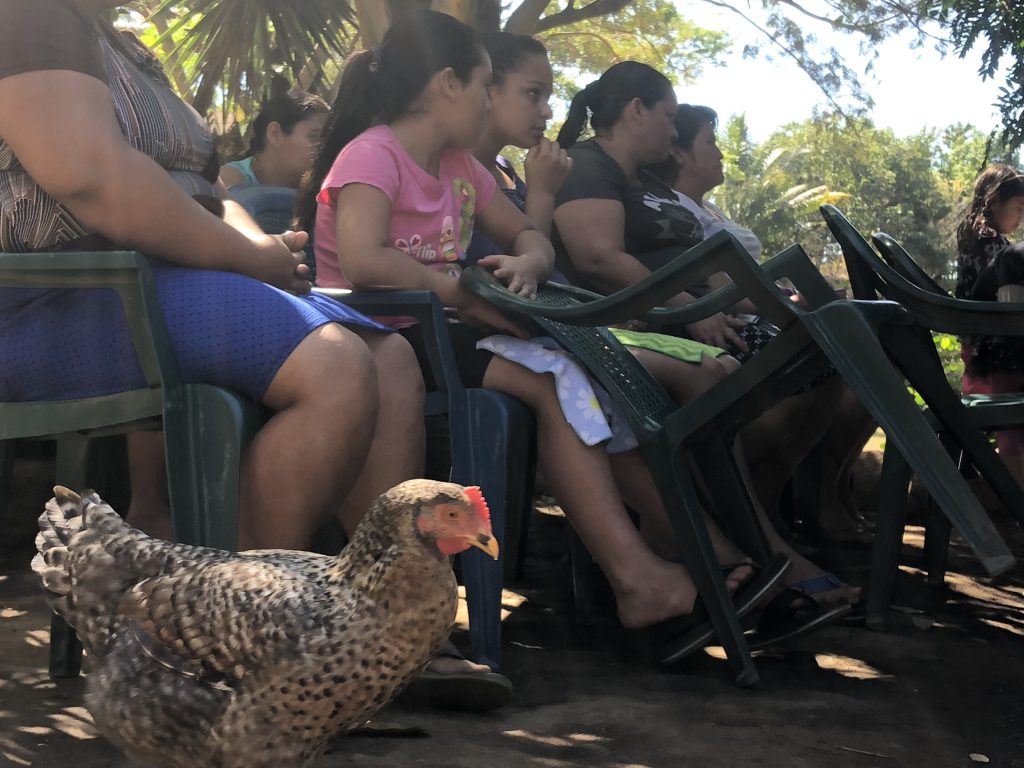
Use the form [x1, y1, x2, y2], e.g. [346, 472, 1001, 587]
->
[297, 11, 783, 667]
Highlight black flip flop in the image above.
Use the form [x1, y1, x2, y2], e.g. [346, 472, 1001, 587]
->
[648, 553, 792, 666]
[747, 588, 852, 651]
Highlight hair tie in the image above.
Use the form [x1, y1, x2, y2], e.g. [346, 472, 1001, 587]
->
[368, 46, 381, 73]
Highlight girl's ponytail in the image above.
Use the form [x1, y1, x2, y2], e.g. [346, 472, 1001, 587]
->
[296, 49, 379, 232]
[295, 11, 483, 234]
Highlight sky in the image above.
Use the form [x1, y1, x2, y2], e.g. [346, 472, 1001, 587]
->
[672, 0, 1007, 142]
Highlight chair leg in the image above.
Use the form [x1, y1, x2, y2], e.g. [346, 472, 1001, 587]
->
[646, 437, 758, 688]
[166, 384, 262, 549]
[0, 440, 15, 538]
[804, 306, 1014, 576]
[452, 390, 534, 672]
[924, 502, 952, 588]
[50, 438, 90, 678]
[888, 324, 1024, 529]
[921, 439, 960, 589]
[866, 446, 912, 631]
[567, 526, 595, 624]
[791, 445, 823, 533]
[691, 433, 772, 565]
[48, 612, 83, 678]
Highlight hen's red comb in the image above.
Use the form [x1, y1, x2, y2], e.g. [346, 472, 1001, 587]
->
[463, 486, 490, 524]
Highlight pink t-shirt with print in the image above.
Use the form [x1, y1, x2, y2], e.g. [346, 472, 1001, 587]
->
[314, 124, 497, 290]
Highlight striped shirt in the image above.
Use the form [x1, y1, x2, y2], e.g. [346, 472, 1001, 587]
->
[0, 0, 220, 252]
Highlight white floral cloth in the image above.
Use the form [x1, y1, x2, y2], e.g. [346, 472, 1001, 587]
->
[476, 336, 639, 453]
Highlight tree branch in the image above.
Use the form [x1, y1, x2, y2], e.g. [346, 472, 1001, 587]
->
[534, 0, 633, 33]
[504, 0, 553, 34]
[700, 0, 855, 118]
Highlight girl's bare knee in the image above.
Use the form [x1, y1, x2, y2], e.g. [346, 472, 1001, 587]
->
[373, 332, 424, 393]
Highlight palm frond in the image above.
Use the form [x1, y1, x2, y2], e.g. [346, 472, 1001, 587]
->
[146, 0, 358, 117]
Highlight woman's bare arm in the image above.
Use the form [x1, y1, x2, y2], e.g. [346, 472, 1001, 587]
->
[0, 69, 310, 293]
[553, 197, 746, 349]
[333, 183, 526, 337]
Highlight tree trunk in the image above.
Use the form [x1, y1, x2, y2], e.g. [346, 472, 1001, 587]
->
[355, 0, 392, 47]
[430, 0, 476, 22]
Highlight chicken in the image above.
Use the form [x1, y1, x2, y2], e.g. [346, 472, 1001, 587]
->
[31, 479, 497, 768]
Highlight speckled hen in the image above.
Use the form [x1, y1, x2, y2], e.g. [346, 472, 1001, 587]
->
[31, 479, 497, 768]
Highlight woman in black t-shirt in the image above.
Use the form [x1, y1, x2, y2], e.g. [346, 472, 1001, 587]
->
[552, 62, 860, 611]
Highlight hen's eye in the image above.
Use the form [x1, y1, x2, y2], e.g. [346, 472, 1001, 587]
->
[447, 510, 458, 519]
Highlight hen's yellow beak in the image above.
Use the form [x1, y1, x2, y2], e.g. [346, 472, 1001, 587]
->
[463, 533, 500, 560]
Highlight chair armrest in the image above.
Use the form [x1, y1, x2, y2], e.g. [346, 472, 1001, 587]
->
[461, 231, 757, 326]
[0, 251, 176, 389]
[0, 251, 149, 288]
[638, 242, 832, 330]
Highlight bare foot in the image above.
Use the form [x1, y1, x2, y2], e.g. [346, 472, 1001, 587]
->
[426, 655, 492, 676]
[615, 561, 753, 629]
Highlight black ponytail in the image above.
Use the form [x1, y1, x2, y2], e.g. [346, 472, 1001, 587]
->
[296, 10, 484, 232]
[557, 88, 593, 149]
[556, 62, 673, 149]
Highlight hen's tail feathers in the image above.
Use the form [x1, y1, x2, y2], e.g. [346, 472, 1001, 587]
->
[31, 486, 119, 609]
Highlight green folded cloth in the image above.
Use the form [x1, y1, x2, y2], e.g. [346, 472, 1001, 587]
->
[609, 328, 726, 364]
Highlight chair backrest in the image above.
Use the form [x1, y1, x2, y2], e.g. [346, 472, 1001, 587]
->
[228, 184, 298, 232]
[229, 184, 316, 280]
[819, 204, 886, 300]
[0, 251, 180, 439]
[818, 205, 1024, 338]
[871, 232, 952, 298]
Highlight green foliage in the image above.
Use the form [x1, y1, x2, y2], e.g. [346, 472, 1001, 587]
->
[908, 332, 964, 406]
[540, 0, 730, 100]
[936, 0, 1024, 150]
[713, 115, 847, 262]
[714, 113, 963, 286]
[139, 0, 357, 119]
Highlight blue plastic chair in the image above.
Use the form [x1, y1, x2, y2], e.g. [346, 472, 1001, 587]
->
[228, 184, 316, 279]
[317, 288, 536, 671]
[0, 251, 264, 675]
[228, 184, 299, 234]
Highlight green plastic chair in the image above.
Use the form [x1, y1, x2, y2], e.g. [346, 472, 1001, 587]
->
[462, 230, 1017, 682]
[0, 250, 264, 676]
[872, 231, 1024, 591]
[820, 205, 1024, 626]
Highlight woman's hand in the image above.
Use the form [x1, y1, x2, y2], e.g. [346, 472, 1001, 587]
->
[475, 252, 546, 298]
[249, 230, 313, 294]
[453, 287, 528, 338]
[685, 312, 748, 352]
[523, 138, 573, 199]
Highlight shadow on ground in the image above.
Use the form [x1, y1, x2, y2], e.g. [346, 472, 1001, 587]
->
[2, 448, 1023, 768]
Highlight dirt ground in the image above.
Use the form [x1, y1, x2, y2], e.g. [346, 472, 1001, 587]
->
[2, 445, 1024, 768]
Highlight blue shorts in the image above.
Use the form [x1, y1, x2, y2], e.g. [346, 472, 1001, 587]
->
[0, 263, 389, 403]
